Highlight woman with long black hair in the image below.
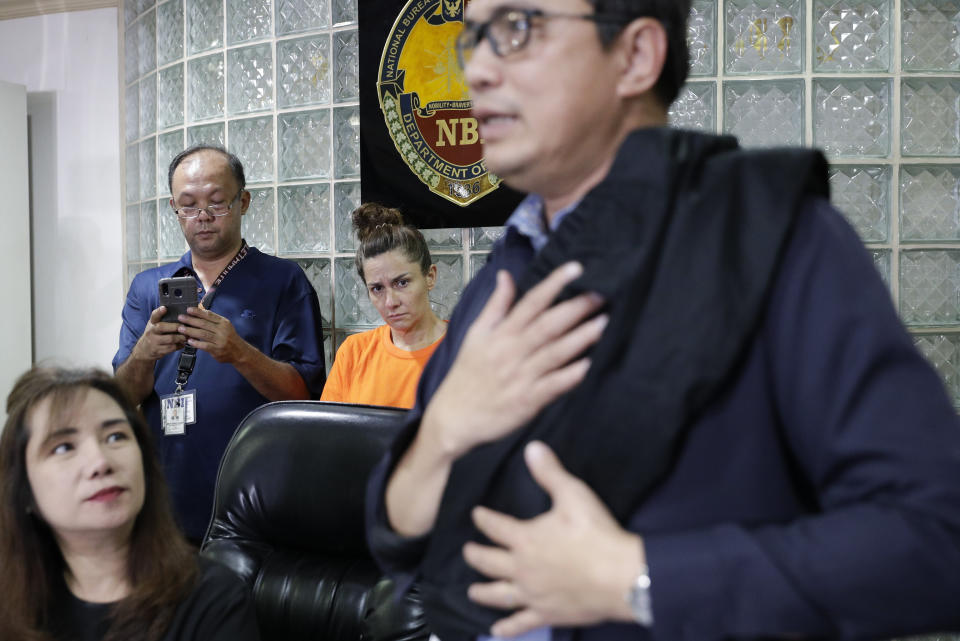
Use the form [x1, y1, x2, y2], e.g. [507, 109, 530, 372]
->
[0, 366, 260, 641]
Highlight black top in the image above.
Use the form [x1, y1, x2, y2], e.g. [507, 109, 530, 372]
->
[47, 560, 260, 641]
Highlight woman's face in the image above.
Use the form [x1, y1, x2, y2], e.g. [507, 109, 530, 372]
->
[363, 249, 438, 334]
[24, 388, 146, 545]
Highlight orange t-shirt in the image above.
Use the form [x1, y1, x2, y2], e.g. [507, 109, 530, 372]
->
[320, 324, 445, 409]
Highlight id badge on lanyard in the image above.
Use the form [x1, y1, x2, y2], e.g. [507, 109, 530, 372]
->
[161, 389, 196, 435]
[164, 241, 248, 436]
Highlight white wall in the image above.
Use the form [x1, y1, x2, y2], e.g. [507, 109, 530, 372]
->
[0, 7, 122, 373]
[0, 80, 32, 409]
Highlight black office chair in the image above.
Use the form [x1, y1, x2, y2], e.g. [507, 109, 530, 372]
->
[200, 400, 429, 641]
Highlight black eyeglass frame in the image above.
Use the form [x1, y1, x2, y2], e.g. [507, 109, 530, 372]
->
[173, 190, 244, 220]
[455, 7, 634, 68]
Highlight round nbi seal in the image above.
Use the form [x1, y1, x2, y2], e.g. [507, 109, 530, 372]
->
[378, 0, 503, 207]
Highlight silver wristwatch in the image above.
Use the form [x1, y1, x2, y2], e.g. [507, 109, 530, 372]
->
[625, 564, 653, 626]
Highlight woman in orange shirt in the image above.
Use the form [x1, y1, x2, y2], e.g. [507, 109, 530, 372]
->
[321, 203, 447, 408]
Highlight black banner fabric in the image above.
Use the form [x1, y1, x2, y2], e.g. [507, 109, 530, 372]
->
[359, 0, 524, 229]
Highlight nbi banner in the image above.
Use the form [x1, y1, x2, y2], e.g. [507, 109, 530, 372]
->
[359, 0, 524, 228]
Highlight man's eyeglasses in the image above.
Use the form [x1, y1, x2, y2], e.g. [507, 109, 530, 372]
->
[455, 7, 631, 68]
[174, 191, 243, 219]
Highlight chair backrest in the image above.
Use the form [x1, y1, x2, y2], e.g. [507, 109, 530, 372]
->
[200, 400, 429, 641]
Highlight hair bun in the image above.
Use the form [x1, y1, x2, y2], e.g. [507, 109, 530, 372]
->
[352, 203, 405, 242]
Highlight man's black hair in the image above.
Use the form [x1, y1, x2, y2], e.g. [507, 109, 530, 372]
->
[588, 0, 692, 107]
[167, 145, 246, 196]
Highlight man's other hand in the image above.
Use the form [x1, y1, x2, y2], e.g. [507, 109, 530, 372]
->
[463, 441, 642, 636]
[131, 306, 187, 361]
[177, 307, 248, 363]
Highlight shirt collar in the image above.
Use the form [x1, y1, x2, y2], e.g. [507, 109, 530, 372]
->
[170, 250, 195, 278]
[504, 193, 580, 253]
[170, 241, 253, 278]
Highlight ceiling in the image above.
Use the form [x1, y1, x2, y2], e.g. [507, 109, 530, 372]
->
[0, 0, 116, 21]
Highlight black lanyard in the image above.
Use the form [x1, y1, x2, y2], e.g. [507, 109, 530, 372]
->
[173, 241, 249, 391]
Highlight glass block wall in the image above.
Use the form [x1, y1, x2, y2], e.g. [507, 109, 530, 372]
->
[120, 0, 505, 369]
[122, 0, 960, 405]
[669, 0, 960, 407]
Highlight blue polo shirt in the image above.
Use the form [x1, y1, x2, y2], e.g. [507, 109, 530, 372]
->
[113, 246, 326, 540]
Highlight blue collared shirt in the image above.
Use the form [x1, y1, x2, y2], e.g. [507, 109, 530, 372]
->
[504, 193, 579, 253]
[478, 193, 561, 641]
[112, 246, 326, 540]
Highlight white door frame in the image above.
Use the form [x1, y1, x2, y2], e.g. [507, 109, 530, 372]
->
[0, 79, 33, 415]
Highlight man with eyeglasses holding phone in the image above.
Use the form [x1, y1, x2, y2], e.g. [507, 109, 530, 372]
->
[367, 2, 960, 641]
[114, 145, 325, 543]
